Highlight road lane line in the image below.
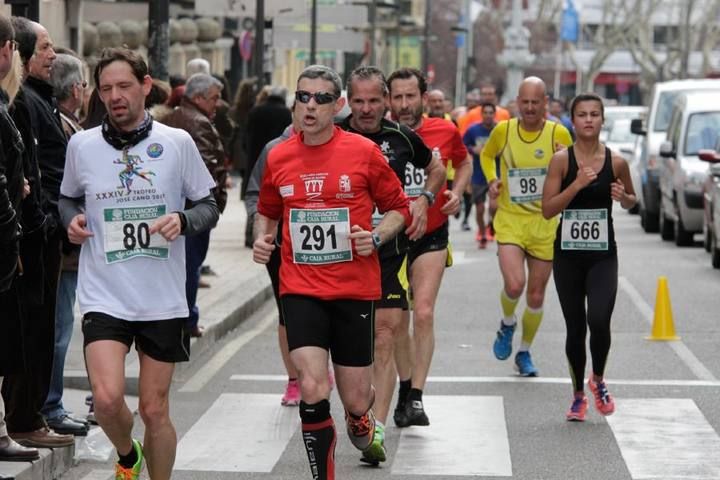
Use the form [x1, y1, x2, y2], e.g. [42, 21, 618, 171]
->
[78, 470, 113, 480]
[229, 374, 720, 387]
[391, 395, 512, 476]
[607, 398, 720, 479]
[179, 312, 275, 393]
[175, 393, 299, 472]
[619, 276, 717, 381]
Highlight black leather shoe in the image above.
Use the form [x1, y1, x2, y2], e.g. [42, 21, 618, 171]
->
[0, 437, 40, 461]
[46, 415, 89, 436]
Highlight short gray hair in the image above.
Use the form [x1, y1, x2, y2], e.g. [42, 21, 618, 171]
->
[297, 64, 342, 97]
[184, 73, 223, 99]
[49, 53, 84, 101]
[186, 58, 210, 76]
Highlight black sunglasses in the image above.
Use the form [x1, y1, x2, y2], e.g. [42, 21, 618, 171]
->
[295, 90, 338, 105]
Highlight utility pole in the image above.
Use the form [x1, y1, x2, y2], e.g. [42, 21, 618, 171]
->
[147, 0, 169, 81]
[310, 0, 318, 64]
[254, 0, 265, 88]
[369, 0, 377, 65]
[422, 0, 430, 76]
[7, 0, 39, 21]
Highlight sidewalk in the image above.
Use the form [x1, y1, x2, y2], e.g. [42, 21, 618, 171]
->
[0, 184, 272, 480]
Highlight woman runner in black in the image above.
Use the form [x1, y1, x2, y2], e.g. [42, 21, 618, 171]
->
[542, 93, 636, 422]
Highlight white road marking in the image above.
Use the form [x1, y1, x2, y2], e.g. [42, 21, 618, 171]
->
[391, 395, 512, 476]
[607, 398, 720, 479]
[175, 393, 299, 472]
[179, 312, 276, 392]
[78, 469, 113, 480]
[619, 276, 717, 381]
[229, 374, 720, 387]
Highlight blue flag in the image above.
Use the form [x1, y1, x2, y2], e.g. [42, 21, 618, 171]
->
[560, 0, 579, 43]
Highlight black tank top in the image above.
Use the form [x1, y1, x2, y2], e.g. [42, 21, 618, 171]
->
[554, 146, 616, 256]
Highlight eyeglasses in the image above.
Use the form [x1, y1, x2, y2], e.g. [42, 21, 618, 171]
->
[295, 90, 338, 105]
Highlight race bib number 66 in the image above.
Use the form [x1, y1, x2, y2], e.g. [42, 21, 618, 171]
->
[289, 208, 353, 265]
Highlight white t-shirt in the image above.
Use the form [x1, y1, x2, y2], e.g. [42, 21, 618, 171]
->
[60, 122, 216, 321]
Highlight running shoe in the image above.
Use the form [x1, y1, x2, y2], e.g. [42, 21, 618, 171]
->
[486, 225, 495, 241]
[479, 238, 487, 249]
[566, 395, 589, 422]
[404, 399, 430, 426]
[514, 351, 538, 377]
[345, 410, 375, 451]
[114, 439, 143, 480]
[393, 398, 409, 427]
[360, 423, 386, 465]
[461, 221, 471, 231]
[588, 378, 615, 416]
[493, 321, 516, 360]
[281, 379, 300, 406]
[475, 230, 483, 241]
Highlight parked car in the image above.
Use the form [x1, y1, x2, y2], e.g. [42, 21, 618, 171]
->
[657, 92, 720, 246]
[600, 106, 646, 143]
[699, 148, 720, 267]
[605, 118, 643, 213]
[630, 79, 720, 233]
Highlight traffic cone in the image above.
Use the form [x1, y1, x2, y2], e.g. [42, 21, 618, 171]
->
[646, 276, 680, 341]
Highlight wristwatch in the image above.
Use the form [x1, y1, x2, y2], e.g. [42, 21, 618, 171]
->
[371, 232, 382, 249]
[419, 190, 435, 206]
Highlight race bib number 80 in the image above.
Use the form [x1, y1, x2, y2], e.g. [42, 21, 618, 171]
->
[561, 209, 609, 251]
[289, 208, 353, 265]
[103, 205, 169, 264]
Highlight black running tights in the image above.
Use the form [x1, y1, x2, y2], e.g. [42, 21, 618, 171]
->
[553, 254, 618, 392]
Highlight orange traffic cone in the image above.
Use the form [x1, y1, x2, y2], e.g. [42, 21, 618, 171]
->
[646, 276, 680, 341]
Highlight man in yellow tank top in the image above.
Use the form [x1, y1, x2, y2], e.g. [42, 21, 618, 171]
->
[480, 77, 573, 376]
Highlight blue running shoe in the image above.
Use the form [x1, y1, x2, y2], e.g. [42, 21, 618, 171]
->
[514, 351, 538, 377]
[493, 322, 516, 360]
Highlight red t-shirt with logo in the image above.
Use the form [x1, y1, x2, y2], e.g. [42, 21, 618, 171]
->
[415, 117, 468, 233]
[258, 127, 411, 300]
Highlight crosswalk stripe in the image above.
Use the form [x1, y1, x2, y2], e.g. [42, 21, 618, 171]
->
[175, 393, 299, 472]
[391, 395, 512, 476]
[229, 374, 720, 388]
[607, 398, 720, 479]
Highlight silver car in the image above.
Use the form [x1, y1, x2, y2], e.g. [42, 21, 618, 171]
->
[699, 148, 720, 268]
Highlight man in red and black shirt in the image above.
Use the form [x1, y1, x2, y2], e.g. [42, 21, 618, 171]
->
[388, 67, 471, 427]
[254, 65, 411, 480]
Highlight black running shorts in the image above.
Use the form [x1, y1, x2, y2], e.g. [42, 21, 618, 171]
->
[82, 312, 190, 363]
[408, 222, 451, 266]
[265, 246, 285, 325]
[378, 253, 409, 310]
[280, 294, 374, 367]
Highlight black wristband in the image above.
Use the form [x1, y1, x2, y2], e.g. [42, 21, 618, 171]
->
[420, 190, 435, 206]
[177, 211, 188, 233]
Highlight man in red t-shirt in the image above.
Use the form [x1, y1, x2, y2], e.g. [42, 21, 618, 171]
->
[387, 68, 471, 427]
[254, 65, 411, 480]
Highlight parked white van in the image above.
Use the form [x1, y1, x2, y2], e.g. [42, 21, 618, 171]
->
[630, 79, 720, 233]
[657, 92, 720, 246]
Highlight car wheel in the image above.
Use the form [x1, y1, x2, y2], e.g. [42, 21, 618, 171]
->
[703, 224, 712, 252]
[674, 211, 694, 247]
[659, 199, 674, 241]
[642, 206, 659, 233]
[712, 232, 720, 269]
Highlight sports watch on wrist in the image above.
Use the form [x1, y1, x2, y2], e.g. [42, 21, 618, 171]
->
[419, 190, 435, 206]
[371, 232, 382, 249]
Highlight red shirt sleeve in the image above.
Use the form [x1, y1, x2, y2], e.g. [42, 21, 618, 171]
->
[257, 150, 283, 220]
[367, 145, 411, 226]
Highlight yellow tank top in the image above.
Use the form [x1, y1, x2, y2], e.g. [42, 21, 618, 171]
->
[484, 118, 572, 215]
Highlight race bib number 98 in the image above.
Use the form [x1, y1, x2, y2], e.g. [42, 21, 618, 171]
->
[103, 205, 169, 264]
[289, 208, 353, 265]
[508, 167, 546, 203]
[561, 209, 609, 251]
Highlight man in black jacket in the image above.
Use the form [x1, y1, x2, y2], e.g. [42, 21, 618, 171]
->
[0, 12, 42, 462]
[0, 16, 76, 448]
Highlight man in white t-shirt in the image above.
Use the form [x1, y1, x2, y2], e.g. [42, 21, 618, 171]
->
[59, 48, 218, 480]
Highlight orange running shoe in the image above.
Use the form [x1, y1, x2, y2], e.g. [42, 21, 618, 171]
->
[588, 378, 615, 416]
[566, 395, 588, 422]
[345, 409, 375, 451]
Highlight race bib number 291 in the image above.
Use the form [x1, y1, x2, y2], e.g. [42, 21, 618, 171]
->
[289, 208, 353, 265]
[103, 205, 169, 264]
